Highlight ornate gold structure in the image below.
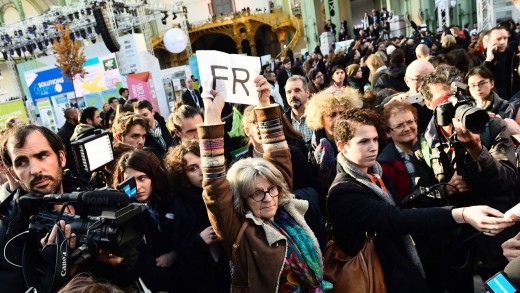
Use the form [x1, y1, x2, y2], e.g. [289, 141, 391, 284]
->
[152, 8, 303, 65]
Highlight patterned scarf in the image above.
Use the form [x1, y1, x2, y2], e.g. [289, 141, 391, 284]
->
[149, 120, 166, 150]
[269, 209, 331, 292]
[336, 153, 426, 278]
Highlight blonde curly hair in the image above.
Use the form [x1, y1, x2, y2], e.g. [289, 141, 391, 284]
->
[304, 87, 363, 130]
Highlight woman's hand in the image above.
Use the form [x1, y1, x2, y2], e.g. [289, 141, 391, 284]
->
[156, 250, 176, 268]
[254, 75, 271, 107]
[200, 226, 219, 245]
[202, 87, 225, 125]
[502, 232, 520, 261]
[453, 206, 515, 234]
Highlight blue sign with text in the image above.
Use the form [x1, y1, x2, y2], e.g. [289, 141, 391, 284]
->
[26, 68, 75, 103]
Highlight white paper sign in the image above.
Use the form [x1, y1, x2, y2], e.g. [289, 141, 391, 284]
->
[197, 50, 261, 105]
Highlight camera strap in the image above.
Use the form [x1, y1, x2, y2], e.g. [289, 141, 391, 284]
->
[22, 224, 70, 293]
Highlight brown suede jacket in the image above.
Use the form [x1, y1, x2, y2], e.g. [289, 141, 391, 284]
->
[197, 105, 323, 292]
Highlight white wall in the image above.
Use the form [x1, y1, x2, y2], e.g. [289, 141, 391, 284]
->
[0, 63, 23, 102]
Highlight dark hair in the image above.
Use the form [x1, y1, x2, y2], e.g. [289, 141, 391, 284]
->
[168, 101, 201, 132]
[390, 48, 405, 65]
[63, 108, 76, 119]
[309, 68, 324, 82]
[0, 124, 64, 168]
[429, 54, 455, 67]
[447, 49, 471, 74]
[465, 66, 495, 83]
[282, 57, 291, 64]
[334, 108, 384, 143]
[113, 150, 169, 207]
[79, 107, 98, 124]
[164, 140, 201, 189]
[108, 97, 118, 104]
[118, 88, 128, 96]
[126, 98, 138, 105]
[134, 99, 153, 112]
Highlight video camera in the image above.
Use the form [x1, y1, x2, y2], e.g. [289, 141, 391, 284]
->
[434, 82, 490, 134]
[20, 187, 146, 292]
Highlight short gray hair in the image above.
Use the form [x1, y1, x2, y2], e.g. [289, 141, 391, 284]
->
[285, 75, 309, 91]
[227, 157, 292, 216]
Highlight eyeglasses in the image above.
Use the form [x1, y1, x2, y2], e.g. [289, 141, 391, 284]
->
[249, 185, 280, 202]
[469, 80, 490, 89]
[405, 76, 424, 82]
[389, 119, 416, 131]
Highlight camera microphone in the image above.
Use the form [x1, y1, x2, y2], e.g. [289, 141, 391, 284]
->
[43, 190, 130, 208]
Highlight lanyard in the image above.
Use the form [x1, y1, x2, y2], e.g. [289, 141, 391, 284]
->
[366, 173, 389, 195]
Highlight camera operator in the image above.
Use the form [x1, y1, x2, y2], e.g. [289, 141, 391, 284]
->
[0, 125, 139, 292]
[420, 66, 519, 289]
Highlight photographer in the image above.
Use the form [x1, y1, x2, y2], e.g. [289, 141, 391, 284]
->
[0, 125, 139, 292]
[420, 66, 519, 288]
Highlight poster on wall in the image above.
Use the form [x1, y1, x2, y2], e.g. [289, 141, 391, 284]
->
[102, 89, 119, 104]
[36, 98, 58, 132]
[100, 54, 123, 90]
[51, 93, 73, 127]
[73, 57, 107, 98]
[0, 100, 29, 128]
[84, 93, 104, 110]
[25, 68, 75, 104]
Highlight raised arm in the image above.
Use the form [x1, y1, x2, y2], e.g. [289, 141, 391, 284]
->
[198, 89, 241, 255]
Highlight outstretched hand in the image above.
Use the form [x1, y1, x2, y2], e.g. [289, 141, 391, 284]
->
[457, 206, 515, 234]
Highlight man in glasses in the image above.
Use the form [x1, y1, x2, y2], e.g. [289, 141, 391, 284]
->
[307, 69, 327, 94]
[377, 59, 434, 134]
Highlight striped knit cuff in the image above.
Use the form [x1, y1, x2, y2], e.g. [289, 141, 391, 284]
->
[258, 118, 288, 152]
[199, 137, 226, 179]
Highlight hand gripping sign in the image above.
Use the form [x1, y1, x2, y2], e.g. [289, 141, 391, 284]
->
[197, 50, 261, 105]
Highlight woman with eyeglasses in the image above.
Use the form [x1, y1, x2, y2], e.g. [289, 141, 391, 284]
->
[466, 66, 512, 118]
[377, 100, 438, 199]
[327, 108, 514, 292]
[198, 76, 331, 292]
[164, 140, 231, 292]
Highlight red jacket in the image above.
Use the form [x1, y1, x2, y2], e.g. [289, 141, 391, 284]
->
[377, 141, 411, 199]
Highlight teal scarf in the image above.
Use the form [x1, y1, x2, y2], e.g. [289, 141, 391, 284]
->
[270, 209, 332, 292]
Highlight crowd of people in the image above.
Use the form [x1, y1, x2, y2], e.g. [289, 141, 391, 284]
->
[4, 12, 520, 293]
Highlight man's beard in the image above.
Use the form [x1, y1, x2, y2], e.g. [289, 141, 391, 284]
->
[290, 98, 302, 109]
[21, 167, 63, 195]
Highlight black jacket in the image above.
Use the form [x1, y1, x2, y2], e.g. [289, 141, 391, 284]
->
[474, 49, 520, 100]
[328, 169, 458, 293]
[182, 89, 204, 110]
[170, 186, 231, 292]
[144, 113, 173, 159]
[0, 175, 91, 293]
[58, 122, 78, 173]
[373, 64, 409, 99]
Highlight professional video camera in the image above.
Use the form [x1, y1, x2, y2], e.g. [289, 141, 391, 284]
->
[16, 130, 146, 292]
[434, 82, 490, 134]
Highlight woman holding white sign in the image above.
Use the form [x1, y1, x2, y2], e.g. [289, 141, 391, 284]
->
[197, 76, 332, 292]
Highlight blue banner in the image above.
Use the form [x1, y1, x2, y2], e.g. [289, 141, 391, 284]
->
[26, 68, 75, 103]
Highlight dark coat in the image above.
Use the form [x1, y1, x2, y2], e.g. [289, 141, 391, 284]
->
[328, 168, 458, 293]
[144, 113, 173, 159]
[182, 88, 204, 110]
[57, 122, 77, 173]
[474, 49, 520, 100]
[373, 64, 409, 99]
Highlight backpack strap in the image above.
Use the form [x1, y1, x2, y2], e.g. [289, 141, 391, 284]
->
[232, 221, 249, 263]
